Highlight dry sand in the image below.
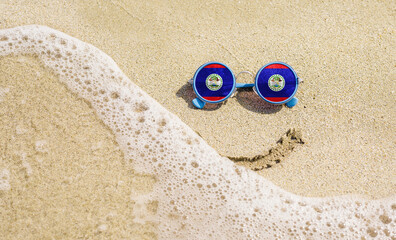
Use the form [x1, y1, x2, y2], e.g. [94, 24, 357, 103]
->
[0, 0, 395, 237]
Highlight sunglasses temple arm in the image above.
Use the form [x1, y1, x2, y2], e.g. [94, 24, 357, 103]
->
[236, 83, 255, 88]
[192, 98, 206, 109]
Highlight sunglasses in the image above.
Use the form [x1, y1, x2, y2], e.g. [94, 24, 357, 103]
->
[190, 61, 300, 109]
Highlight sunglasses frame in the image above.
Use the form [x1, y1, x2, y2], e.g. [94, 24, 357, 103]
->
[254, 61, 299, 107]
[192, 61, 236, 107]
[190, 61, 299, 109]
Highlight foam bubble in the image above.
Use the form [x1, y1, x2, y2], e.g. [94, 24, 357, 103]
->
[0, 25, 394, 239]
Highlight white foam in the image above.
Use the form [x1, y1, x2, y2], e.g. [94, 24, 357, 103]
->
[0, 25, 394, 239]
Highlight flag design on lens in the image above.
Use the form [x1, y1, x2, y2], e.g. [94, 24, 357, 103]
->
[194, 63, 234, 102]
[256, 63, 297, 103]
[206, 74, 223, 91]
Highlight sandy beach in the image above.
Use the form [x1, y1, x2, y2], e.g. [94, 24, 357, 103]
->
[0, 0, 395, 239]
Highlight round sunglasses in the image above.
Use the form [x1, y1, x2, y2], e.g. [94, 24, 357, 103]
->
[190, 61, 300, 109]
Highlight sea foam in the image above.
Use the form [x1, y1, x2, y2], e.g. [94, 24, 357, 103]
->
[0, 25, 394, 239]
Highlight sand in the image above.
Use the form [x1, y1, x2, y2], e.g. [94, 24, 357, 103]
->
[0, 0, 395, 238]
[0, 55, 156, 239]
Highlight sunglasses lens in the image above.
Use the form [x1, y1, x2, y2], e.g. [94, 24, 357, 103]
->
[255, 62, 298, 104]
[193, 62, 235, 103]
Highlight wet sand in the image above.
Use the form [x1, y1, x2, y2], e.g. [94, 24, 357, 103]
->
[0, 55, 156, 239]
